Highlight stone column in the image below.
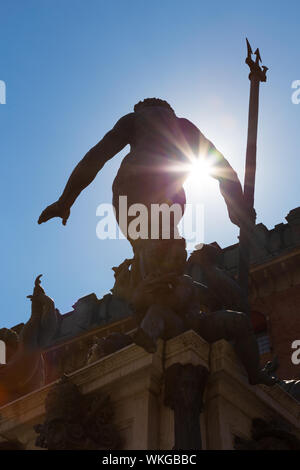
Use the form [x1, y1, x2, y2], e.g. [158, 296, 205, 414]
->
[164, 363, 208, 450]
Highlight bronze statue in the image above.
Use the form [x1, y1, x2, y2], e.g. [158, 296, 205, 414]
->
[38, 98, 249, 237]
[38, 98, 252, 300]
[0, 276, 57, 405]
[37, 98, 276, 387]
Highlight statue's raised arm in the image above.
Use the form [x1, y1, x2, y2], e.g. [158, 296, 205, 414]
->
[38, 113, 134, 225]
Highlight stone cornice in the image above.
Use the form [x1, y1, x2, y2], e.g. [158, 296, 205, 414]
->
[1, 330, 299, 445]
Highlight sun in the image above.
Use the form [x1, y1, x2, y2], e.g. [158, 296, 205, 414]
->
[185, 157, 213, 185]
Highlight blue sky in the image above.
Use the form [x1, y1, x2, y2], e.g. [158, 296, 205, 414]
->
[0, 0, 299, 327]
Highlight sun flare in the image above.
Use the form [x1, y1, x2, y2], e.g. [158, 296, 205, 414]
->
[186, 157, 213, 185]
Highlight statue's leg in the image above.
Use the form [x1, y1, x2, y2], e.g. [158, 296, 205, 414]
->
[112, 177, 186, 244]
[196, 310, 277, 386]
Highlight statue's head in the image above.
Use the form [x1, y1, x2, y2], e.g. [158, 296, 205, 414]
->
[134, 98, 175, 114]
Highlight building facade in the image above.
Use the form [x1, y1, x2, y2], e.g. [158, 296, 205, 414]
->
[0, 208, 299, 450]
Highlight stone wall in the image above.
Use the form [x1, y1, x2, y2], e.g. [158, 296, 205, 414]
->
[0, 330, 299, 450]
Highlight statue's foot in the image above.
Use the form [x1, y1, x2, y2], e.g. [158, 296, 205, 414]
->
[249, 370, 279, 387]
[132, 328, 157, 354]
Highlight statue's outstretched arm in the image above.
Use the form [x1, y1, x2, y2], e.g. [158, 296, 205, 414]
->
[38, 113, 134, 225]
[179, 118, 247, 227]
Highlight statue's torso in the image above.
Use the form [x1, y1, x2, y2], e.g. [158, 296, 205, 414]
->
[112, 107, 190, 205]
[114, 108, 189, 178]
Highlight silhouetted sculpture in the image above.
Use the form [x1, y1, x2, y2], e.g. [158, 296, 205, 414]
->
[37, 98, 276, 387]
[0, 275, 57, 405]
[38, 98, 252, 290]
[38, 98, 248, 236]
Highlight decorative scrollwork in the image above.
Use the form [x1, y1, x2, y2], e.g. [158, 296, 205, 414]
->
[35, 375, 121, 450]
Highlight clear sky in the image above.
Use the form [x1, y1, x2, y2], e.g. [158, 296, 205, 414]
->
[0, 0, 299, 327]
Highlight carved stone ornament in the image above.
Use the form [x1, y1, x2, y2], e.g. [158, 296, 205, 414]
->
[234, 418, 300, 450]
[34, 375, 121, 450]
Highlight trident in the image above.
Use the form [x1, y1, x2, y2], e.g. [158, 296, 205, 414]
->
[238, 39, 268, 312]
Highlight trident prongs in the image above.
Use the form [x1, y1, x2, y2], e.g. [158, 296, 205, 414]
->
[254, 48, 262, 64]
[246, 38, 253, 60]
[245, 38, 268, 82]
